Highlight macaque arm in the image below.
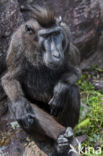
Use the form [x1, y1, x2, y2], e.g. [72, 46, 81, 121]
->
[60, 66, 81, 85]
[1, 30, 25, 103]
[49, 66, 81, 116]
[53, 66, 81, 95]
[1, 36, 35, 129]
[1, 67, 31, 122]
[1, 69, 24, 103]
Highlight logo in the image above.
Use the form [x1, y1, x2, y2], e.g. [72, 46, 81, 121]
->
[68, 138, 101, 155]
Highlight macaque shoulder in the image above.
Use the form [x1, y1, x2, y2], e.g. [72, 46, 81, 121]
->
[6, 25, 25, 68]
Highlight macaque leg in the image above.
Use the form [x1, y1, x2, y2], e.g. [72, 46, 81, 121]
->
[22, 103, 74, 152]
[29, 103, 65, 140]
[57, 84, 80, 128]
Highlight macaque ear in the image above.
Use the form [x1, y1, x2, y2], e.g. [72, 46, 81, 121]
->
[56, 16, 62, 25]
[25, 24, 35, 34]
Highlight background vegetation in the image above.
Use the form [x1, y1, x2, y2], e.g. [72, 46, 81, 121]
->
[75, 67, 103, 155]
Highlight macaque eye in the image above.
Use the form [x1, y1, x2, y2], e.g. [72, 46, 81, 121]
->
[25, 25, 34, 34]
[42, 34, 49, 38]
[53, 31, 60, 35]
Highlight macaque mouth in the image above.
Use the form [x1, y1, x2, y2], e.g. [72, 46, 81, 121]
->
[47, 60, 64, 70]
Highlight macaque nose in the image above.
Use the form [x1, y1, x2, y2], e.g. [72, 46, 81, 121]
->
[52, 52, 60, 59]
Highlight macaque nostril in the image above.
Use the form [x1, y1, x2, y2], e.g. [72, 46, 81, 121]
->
[53, 53, 60, 59]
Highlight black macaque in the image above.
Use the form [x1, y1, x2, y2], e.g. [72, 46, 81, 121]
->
[2, 6, 81, 154]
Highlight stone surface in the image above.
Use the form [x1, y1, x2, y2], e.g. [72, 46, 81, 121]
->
[92, 80, 103, 90]
[80, 32, 103, 69]
[0, 0, 23, 75]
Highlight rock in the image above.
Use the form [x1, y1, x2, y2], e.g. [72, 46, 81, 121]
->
[72, 135, 87, 147]
[92, 80, 103, 90]
[80, 103, 88, 120]
[0, 0, 23, 75]
[80, 31, 103, 69]
[69, 135, 87, 156]
[23, 142, 47, 156]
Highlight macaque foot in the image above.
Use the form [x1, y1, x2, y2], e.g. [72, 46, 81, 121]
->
[56, 127, 74, 153]
[17, 113, 35, 130]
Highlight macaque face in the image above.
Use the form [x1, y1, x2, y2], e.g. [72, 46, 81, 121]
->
[38, 26, 66, 69]
[24, 21, 67, 69]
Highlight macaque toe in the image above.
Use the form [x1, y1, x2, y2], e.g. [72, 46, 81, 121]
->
[56, 127, 74, 153]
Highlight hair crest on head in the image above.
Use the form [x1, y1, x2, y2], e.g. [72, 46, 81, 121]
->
[28, 5, 56, 28]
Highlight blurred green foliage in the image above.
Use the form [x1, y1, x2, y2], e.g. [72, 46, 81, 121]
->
[75, 71, 103, 156]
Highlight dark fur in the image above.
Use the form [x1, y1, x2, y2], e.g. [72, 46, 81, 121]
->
[2, 6, 81, 147]
[28, 5, 56, 28]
